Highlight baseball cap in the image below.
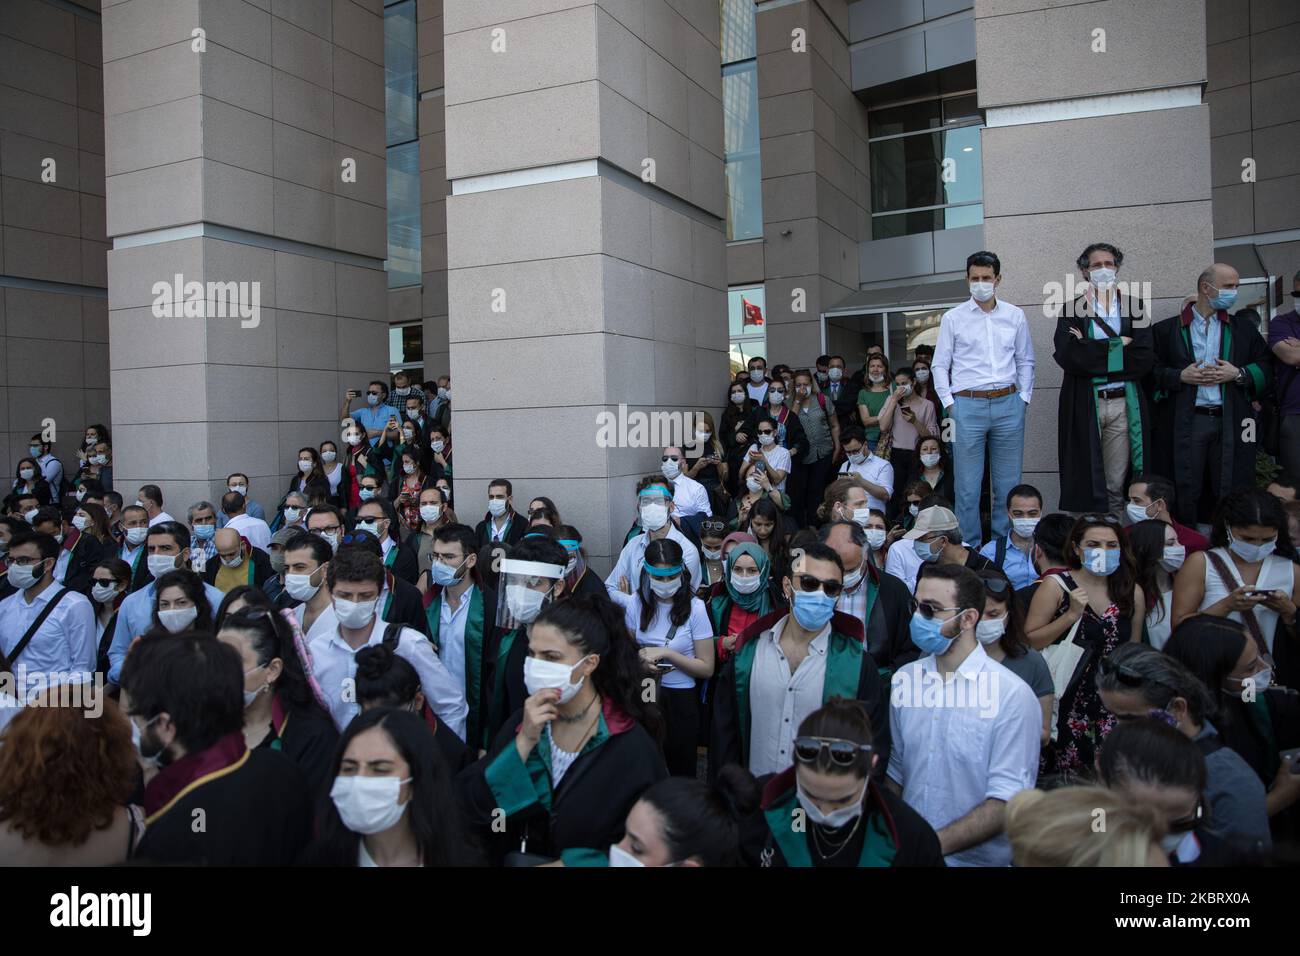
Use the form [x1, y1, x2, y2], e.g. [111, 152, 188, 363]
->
[903, 506, 960, 541]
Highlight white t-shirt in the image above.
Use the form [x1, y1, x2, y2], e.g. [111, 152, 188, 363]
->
[609, 590, 713, 690]
[754, 443, 793, 493]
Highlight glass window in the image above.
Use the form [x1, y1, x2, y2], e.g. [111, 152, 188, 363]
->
[824, 308, 951, 373]
[724, 61, 763, 241]
[386, 142, 421, 288]
[728, 285, 766, 375]
[389, 323, 423, 369]
[720, 0, 757, 66]
[384, 1, 417, 147]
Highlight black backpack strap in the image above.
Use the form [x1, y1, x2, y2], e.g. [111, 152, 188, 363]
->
[382, 621, 403, 651]
[994, 535, 1008, 570]
[1, 586, 70, 674]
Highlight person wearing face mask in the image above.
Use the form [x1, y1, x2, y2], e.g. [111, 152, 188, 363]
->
[683, 411, 729, 515]
[283, 448, 326, 517]
[819, 521, 916, 672]
[877, 367, 937, 508]
[786, 369, 841, 527]
[428, 426, 453, 484]
[1127, 518, 1184, 650]
[973, 570, 1053, 746]
[281, 533, 336, 638]
[339, 421, 383, 510]
[737, 412, 794, 503]
[750, 378, 807, 468]
[932, 250, 1035, 548]
[887, 563, 1041, 866]
[104, 523, 225, 683]
[745, 356, 771, 405]
[219, 490, 271, 552]
[1150, 264, 1272, 529]
[821, 355, 858, 432]
[147, 569, 214, 637]
[1025, 513, 1143, 779]
[726, 456, 785, 532]
[709, 544, 889, 784]
[1097, 718, 1264, 866]
[186, 500, 221, 567]
[855, 355, 893, 453]
[277, 490, 310, 536]
[660, 445, 712, 520]
[475, 478, 526, 548]
[911, 436, 953, 508]
[977, 485, 1044, 590]
[1123, 475, 1209, 553]
[37, 504, 106, 598]
[740, 698, 942, 867]
[11, 457, 53, 507]
[910, 359, 944, 431]
[200, 527, 275, 597]
[119, 633, 313, 864]
[317, 440, 345, 506]
[607, 477, 703, 595]
[835, 428, 893, 514]
[305, 503, 348, 556]
[0, 530, 96, 689]
[308, 548, 466, 737]
[458, 597, 667, 865]
[89, 558, 131, 670]
[1174, 488, 1300, 686]
[410, 487, 456, 590]
[340, 381, 399, 447]
[1053, 242, 1155, 515]
[216, 607, 339, 803]
[0, 516, 23, 602]
[696, 518, 729, 591]
[707, 538, 771, 660]
[1096, 643, 1271, 853]
[25, 434, 64, 505]
[72, 441, 113, 494]
[115, 504, 153, 594]
[420, 524, 498, 750]
[893, 505, 994, 594]
[355, 495, 419, 586]
[386, 442, 430, 527]
[608, 540, 716, 776]
[1164, 615, 1300, 833]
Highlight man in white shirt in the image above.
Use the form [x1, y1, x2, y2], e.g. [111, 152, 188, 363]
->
[308, 548, 467, 739]
[606, 477, 702, 592]
[30, 435, 64, 504]
[660, 445, 711, 518]
[136, 484, 175, 527]
[221, 491, 272, 552]
[283, 533, 335, 641]
[837, 426, 893, 512]
[932, 251, 1035, 547]
[0, 530, 96, 697]
[745, 356, 771, 404]
[887, 563, 1040, 866]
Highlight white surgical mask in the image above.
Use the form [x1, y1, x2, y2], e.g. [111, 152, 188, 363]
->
[702, 546, 722, 561]
[640, 502, 669, 532]
[7, 561, 44, 591]
[432, 440, 445, 454]
[920, 453, 940, 468]
[91, 581, 121, 603]
[797, 781, 865, 829]
[609, 844, 645, 867]
[330, 775, 412, 835]
[661, 459, 681, 480]
[1126, 501, 1153, 524]
[1160, 545, 1186, 572]
[868, 374, 884, 384]
[334, 597, 378, 630]
[285, 569, 323, 602]
[976, 617, 1007, 644]
[1089, 266, 1117, 288]
[523, 654, 589, 704]
[506, 584, 549, 624]
[749, 369, 764, 383]
[419, 504, 442, 524]
[731, 572, 763, 595]
[229, 484, 247, 496]
[1011, 517, 1039, 539]
[321, 450, 337, 463]
[91, 455, 108, 466]
[284, 507, 302, 524]
[730, 392, 745, 405]
[851, 507, 871, 528]
[970, 280, 996, 302]
[758, 433, 775, 447]
[125, 526, 148, 547]
[158, 606, 199, 634]
[18, 468, 34, 481]
[403, 463, 416, 475]
[842, 567, 863, 591]
[769, 391, 785, 404]
[298, 460, 313, 473]
[914, 368, 930, 383]
[72, 514, 89, 531]
[649, 577, 680, 599]
[828, 368, 843, 381]
[865, 528, 887, 550]
[745, 475, 763, 493]
[487, 499, 507, 518]
[220, 551, 244, 568]
[695, 431, 711, 444]
[147, 554, 178, 579]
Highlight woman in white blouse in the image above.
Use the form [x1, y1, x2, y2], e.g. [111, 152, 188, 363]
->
[1128, 518, 1183, 650]
[609, 538, 716, 776]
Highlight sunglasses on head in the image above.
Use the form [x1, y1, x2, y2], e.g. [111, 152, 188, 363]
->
[792, 573, 843, 598]
[1097, 656, 1148, 687]
[794, 736, 873, 767]
[701, 520, 726, 534]
[1080, 513, 1123, 526]
[982, 577, 1011, 595]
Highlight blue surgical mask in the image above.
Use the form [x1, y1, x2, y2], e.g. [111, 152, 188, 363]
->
[359, 488, 376, 501]
[1083, 547, 1120, 576]
[1208, 286, 1237, 311]
[1228, 532, 1276, 564]
[430, 557, 465, 587]
[909, 611, 956, 656]
[193, 524, 216, 541]
[790, 589, 836, 631]
[913, 538, 942, 563]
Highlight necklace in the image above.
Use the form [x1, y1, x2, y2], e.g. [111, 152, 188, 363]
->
[552, 699, 600, 753]
[810, 812, 863, 860]
[555, 691, 597, 724]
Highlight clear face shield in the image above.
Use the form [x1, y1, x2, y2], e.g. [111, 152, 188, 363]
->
[636, 486, 674, 534]
[558, 537, 586, 591]
[496, 558, 566, 631]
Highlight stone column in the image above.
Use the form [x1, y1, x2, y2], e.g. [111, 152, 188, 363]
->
[974, 0, 1214, 508]
[443, 0, 728, 573]
[102, 0, 391, 512]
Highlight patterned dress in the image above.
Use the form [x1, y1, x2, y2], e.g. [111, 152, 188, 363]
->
[1042, 572, 1128, 780]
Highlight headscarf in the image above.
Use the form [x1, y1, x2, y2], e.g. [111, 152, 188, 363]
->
[724, 541, 772, 614]
[721, 531, 756, 553]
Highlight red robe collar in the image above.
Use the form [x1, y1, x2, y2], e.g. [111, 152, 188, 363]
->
[143, 730, 249, 824]
[1180, 302, 1228, 327]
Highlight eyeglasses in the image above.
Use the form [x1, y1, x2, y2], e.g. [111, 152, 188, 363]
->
[792, 573, 843, 598]
[701, 520, 726, 534]
[794, 736, 873, 767]
[1168, 800, 1204, 834]
[756, 429, 775, 436]
[910, 599, 962, 620]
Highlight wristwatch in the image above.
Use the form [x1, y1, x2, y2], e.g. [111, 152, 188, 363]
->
[1234, 369, 1247, 387]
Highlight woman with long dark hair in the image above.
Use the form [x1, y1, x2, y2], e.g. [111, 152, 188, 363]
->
[148, 569, 214, 636]
[744, 495, 784, 561]
[1128, 518, 1183, 649]
[354, 643, 471, 773]
[301, 708, 474, 866]
[1025, 512, 1144, 779]
[217, 607, 340, 802]
[458, 596, 668, 865]
[975, 569, 1054, 746]
[1173, 488, 1299, 686]
[1163, 614, 1300, 831]
[606, 538, 715, 776]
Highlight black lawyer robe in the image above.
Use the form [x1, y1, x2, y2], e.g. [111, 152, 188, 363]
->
[1148, 305, 1272, 522]
[1052, 293, 1155, 512]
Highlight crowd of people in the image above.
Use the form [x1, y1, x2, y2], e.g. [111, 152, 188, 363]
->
[1, 253, 1298, 868]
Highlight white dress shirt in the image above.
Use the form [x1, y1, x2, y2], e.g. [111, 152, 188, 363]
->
[885, 541, 924, 594]
[887, 642, 1041, 867]
[225, 513, 272, 551]
[605, 524, 702, 592]
[148, 511, 175, 527]
[838, 454, 895, 512]
[308, 613, 468, 739]
[668, 471, 712, 518]
[437, 584, 474, 694]
[932, 297, 1035, 408]
[748, 615, 831, 777]
[0, 584, 97, 695]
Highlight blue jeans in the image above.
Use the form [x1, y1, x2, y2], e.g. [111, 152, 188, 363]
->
[951, 393, 1026, 546]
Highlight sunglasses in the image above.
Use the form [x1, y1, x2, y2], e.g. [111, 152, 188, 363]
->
[701, 520, 726, 534]
[1168, 800, 1204, 834]
[792, 573, 843, 598]
[757, 429, 775, 436]
[982, 577, 1011, 595]
[661, 455, 680, 462]
[794, 736, 873, 767]
[910, 599, 962, 620]
[340, 532, 377, 545]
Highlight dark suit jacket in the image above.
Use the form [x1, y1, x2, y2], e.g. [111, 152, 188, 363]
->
[60, 530, 105, 596]
[200, 545, 276, 592]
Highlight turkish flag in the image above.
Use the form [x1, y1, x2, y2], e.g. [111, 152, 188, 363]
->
[742, 296, 764, 327]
